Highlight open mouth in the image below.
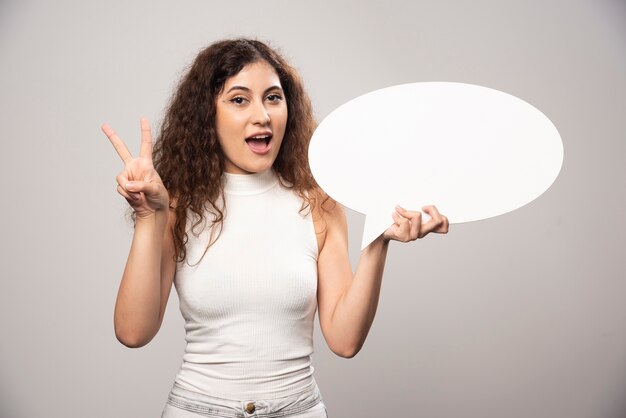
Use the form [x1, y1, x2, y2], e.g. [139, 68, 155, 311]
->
[245, 134, 272, 154]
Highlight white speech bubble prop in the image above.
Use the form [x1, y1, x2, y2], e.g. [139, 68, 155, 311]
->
[309, 82, 563, 249]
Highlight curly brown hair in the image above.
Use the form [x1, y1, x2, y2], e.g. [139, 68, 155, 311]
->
[149, 38, 333, 266]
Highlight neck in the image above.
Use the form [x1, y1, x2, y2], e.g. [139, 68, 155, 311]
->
[222, 168, 279, 196]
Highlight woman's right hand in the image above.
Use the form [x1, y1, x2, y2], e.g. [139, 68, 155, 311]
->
[102, 117, 170, 220]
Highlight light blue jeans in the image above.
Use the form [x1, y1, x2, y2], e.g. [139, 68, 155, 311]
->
[161, 381, 328, 418]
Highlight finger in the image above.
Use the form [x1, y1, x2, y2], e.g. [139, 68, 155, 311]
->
[421, 205, 441, 219]
[117, 185, 140, 201]
[125, 179, 159, 197]
[421, 205, 446, 235]
[441, 215, 450, 233]
[396, 205, 422, 238]
[116, 174, 141, 199]
[392, 210, 410, 241]
[395, 205, 422, 218]
[392, 209, 410, 227]
[102, 123, 133, 164]
[391, 210, 401, 226]
[116, 173, 130, 190]
[139, 117, 153, 160]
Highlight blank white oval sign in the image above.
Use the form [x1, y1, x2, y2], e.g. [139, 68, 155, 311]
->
[308, 82, 564, 249]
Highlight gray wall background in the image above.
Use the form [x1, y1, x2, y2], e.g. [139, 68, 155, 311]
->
[1, 0, 625, 417]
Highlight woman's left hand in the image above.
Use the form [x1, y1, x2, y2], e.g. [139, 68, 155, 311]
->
[381, 205, 449, 243]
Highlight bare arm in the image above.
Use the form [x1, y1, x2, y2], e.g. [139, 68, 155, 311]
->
[102, 118, 176, 348]
[317, 203, 449, 358]
[113, 209, 176, 348]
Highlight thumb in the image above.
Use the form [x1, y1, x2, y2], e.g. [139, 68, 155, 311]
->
[125, 180, 159, 196]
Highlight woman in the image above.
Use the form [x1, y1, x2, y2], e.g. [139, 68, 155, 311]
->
[102, 38, 448, 417]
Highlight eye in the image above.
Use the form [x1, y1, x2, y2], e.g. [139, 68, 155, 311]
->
[266, 94, 284, 103]
[229, 96, 248, 105]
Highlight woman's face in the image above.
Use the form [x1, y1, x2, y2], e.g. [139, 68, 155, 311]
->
[215, 60, 288, 174]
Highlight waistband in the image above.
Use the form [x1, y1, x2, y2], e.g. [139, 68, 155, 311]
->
[167, 378, 323, 418]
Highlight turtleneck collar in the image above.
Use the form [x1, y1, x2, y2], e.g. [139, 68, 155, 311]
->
[222, 168, 279, 196]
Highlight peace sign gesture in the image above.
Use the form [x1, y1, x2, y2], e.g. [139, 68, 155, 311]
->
[102, 118, 170, 220]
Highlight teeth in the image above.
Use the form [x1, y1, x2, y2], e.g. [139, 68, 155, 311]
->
[250, 135, 270, 139]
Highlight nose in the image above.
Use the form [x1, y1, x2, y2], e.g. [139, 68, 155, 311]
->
[251, 101, 271, 125]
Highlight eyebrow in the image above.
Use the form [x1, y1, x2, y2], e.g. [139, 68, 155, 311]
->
[225, 85, 284, 95]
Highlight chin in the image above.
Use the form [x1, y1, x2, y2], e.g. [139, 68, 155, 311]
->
[256, 159, 277, 171]
[255, 165, 274, 173]
[241, 161, 275, 174]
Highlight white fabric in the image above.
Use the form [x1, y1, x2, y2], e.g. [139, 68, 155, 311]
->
[172, 168, 319, 400]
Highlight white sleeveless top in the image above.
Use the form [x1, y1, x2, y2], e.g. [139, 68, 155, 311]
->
[172, 168, 319, 400]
